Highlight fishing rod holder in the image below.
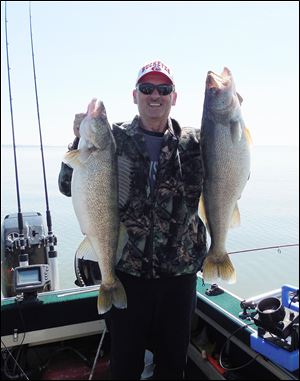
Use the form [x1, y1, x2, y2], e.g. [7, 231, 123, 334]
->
[1, 212, 58, 297]
[239, 300, 257, 320]
[5, 234, 31, 253]
[205, 283, 224, 296]
[40, 233, 57, 248]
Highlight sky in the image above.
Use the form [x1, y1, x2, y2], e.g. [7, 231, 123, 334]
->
[1, 1, 299, 147]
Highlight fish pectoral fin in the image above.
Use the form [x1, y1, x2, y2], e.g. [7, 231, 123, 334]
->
[79, 147, 94, 163]
[111, 133, 117, 154]
[198, 194, 210, 234]
[199, 196, 211, 235]
[244, 127, 253, 146]
[237, 92, 243, 105]
[63, 149, 81, 168]
[229, 203, 241, 228]
[115, 223, 128, 264]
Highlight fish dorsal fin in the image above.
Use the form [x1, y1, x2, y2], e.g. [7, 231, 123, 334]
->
[230, 120, 242, 144]
[63, 149, 82, 169]
[115, 223, 128, 264]
[229, 203, 241, 228]
[118, 157, 134, 208]
[198, 194, 210, 235]
[244, 127, 253, 146]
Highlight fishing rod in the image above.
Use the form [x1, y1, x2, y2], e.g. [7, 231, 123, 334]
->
[4, 1, 28, 261]
[28, 1, 59, 290]
[228, 243, 299, 255]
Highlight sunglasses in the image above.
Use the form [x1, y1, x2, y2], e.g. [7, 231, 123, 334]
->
[137, 83, 174, 96]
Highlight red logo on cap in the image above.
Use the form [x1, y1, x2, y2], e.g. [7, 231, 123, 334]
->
[152, 63, 162, 72]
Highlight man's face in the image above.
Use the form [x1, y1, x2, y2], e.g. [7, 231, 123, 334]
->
[133, 73, 177, 122]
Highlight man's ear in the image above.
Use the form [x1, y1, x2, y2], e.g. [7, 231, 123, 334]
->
[171, 91, 177, 106]
[133, 89, 138, 104]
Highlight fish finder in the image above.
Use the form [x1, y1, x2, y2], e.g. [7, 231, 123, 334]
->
[14, 264, 51, 300]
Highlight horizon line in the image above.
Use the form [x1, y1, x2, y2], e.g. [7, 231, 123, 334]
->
[1, 143, 299, 148]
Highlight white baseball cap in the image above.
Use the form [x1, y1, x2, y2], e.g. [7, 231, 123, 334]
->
[136, 60, 174, 85]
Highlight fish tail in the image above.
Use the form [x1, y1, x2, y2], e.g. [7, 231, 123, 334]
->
[97, 277, 127, 315]
[202, 256, 219, 283]
[97, 286, 112, 315]
[202, 254, 236, 284]
[218, 254, 236, 284]
[112, 277, 127, 310]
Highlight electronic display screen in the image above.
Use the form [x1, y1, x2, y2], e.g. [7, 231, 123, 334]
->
[18, 268, 41, 284]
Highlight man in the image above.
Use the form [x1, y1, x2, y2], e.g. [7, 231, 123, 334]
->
[59, 60, 207, 379]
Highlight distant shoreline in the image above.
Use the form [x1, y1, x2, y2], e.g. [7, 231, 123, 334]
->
[1, 144, 67, 148]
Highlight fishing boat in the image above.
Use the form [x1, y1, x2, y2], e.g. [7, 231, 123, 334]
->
[1, 239, 299, 380]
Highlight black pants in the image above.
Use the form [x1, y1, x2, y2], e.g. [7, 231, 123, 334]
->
[105, 271, 197, 380]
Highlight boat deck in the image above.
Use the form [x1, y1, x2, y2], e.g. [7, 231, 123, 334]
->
[1, 277, 299, 380]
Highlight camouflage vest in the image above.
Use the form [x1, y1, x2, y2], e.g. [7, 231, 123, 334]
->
[113, 116, 207, 278]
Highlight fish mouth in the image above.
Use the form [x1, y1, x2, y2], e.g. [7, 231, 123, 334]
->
[206, 72, 222, 90]
[206, 68, 231, 90]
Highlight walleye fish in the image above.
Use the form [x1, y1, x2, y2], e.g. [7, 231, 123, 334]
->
[199, 67, 252, 284]
[63, 98, 127, 314]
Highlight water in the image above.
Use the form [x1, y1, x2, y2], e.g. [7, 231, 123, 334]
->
[1, 145, 299, 299]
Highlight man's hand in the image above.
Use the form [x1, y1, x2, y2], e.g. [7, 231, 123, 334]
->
[73, 113, 87, 138]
